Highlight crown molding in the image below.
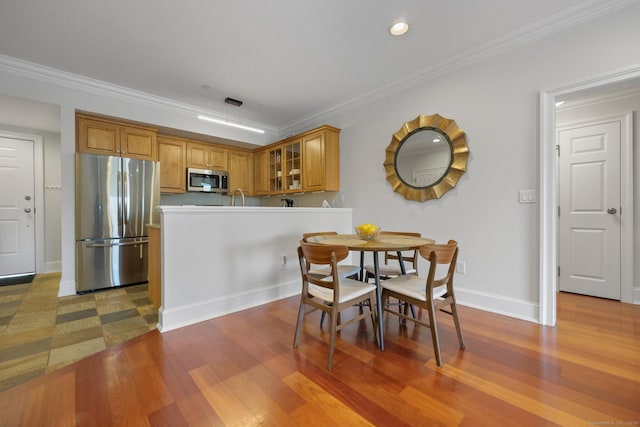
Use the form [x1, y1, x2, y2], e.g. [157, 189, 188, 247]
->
[557, 85, 640, 111]
[279, 0, 638, 135]
[0, 55, 278, 135]
[1, 0, 636, 138]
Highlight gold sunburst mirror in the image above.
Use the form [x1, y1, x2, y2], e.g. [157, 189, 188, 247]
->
[384, 113, 469, 202]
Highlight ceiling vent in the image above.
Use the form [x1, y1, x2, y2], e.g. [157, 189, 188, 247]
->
[224, 97, 243, 107]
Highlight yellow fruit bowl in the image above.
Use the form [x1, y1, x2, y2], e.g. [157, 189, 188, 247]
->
[355, 224, 380, 240]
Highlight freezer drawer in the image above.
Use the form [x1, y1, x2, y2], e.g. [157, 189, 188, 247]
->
[76, 237, 149, 293]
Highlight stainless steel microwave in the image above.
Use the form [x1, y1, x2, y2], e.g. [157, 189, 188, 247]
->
[187, 168, 228, 193]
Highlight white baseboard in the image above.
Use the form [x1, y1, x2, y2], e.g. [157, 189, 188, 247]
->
[633, 286, 640, 305]
[158, 280, 300, 332]
[157, 281, 543, 333]
[44, 261, 61, 274]
[455, 287, 540, 324]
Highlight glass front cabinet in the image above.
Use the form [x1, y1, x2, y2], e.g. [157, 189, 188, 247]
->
[267, 139, 301, 194]
[256, 125, 340, 196]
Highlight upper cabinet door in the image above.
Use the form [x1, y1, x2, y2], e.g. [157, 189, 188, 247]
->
[77, 117, 121, 156]
[302, 127, 340, 192]
[253, 149, 269, 196]
[187, 142, 228, 171]
[228, 150, 254, 196]
[157, 136, 186, 193]
[121, 126, 156, 161]
[208, 146, 228, 171]
[76, 114, 157, 161]
[283, 139, 301, 193]
[302, 133, 324, 192]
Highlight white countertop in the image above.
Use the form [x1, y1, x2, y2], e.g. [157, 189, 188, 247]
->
[158, 205, 351, 213]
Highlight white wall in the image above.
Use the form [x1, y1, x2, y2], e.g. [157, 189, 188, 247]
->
[323, 4, 640, 321]
[0, 3, 639, 314]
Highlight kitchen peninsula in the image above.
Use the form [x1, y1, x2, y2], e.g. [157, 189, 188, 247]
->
[155, 205, 352, 331]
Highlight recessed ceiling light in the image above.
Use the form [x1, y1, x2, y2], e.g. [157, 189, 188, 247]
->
[389, 20, 409, 36]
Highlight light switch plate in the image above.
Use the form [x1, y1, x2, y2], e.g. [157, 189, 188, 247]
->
[519, 189, 536, 203]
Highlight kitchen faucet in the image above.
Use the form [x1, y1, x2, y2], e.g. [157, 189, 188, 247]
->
[231, 188, 245, 207]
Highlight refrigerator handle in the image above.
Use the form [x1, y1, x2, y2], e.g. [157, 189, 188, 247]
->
[86, 240, 148, 248]
[123, 171, 129, 234]
[117, 168, 123, 235]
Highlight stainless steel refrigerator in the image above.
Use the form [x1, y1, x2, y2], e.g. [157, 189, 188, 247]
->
[75, 153, 160, 293]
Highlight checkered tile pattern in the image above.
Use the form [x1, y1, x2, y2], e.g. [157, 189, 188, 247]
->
[0, 273, 157, 391]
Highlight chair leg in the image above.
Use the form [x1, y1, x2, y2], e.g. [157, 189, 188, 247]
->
[450, 301, 465, 349]
[293, 297, 305, 348]
[327, 306, 339, 370]
[369, 296, 379, 345]
[427, 303, 443, 367]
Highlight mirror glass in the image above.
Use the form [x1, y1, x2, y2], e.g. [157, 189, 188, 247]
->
[395, 128, 451, 187]
[383, 114, 469, 202]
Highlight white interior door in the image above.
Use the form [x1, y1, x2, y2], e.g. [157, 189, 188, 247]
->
[558, 119, 621, 300]
[0, 136, 36, 276]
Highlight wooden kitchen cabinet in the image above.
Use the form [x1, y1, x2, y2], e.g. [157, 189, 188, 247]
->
[302, 126, 340, 192]
[262, 139, 302, 195]
[186, 142, 228, 170]
[76, 114, 156, 160]
[157, 135, 187, 193]
[253, 149, 269, 196]
[267, 145, 284, 194]
[228, 149, 254, 196]
[255, 125, 340, 195]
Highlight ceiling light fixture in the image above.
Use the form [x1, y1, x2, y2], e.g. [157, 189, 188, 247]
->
[389, 20, 409, 36]
[197, 115, 265, 134]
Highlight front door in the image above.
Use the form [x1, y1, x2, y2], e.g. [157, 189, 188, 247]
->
[558, 119, 621, 300]
[0, 135, 36, 276]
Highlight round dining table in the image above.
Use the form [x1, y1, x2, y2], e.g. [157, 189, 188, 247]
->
[306, 233, 435, 351]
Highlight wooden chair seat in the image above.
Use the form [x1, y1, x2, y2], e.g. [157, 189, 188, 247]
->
[309, 277, 376, 303]
[381, 274, 447, 301]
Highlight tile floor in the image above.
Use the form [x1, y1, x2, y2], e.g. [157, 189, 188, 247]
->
[0, 273, 158, 392]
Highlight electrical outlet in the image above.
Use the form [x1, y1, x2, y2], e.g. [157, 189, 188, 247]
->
[456, 261, 466, 275]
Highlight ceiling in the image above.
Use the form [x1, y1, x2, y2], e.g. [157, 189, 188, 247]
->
[0, 1, 635, 132]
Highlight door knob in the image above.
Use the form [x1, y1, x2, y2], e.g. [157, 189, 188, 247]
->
[607, 207, 617, 215]
[24, 208, 32, 213]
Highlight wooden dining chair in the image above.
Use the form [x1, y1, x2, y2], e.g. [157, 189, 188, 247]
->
[294, 241, 378, 370]
[303, 231, 363, 327]
[302, 232, 361, 279]
[380, 240, 464, 366]
[364, 231, 421, 318]
[363, 231, 421, 282]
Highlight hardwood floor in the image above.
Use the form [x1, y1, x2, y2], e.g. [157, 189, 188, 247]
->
[0, 291, 638, 426]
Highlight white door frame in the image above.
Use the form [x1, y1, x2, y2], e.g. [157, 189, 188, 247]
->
[540, 65, 639, 326]
[0, 130, 44, 275]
